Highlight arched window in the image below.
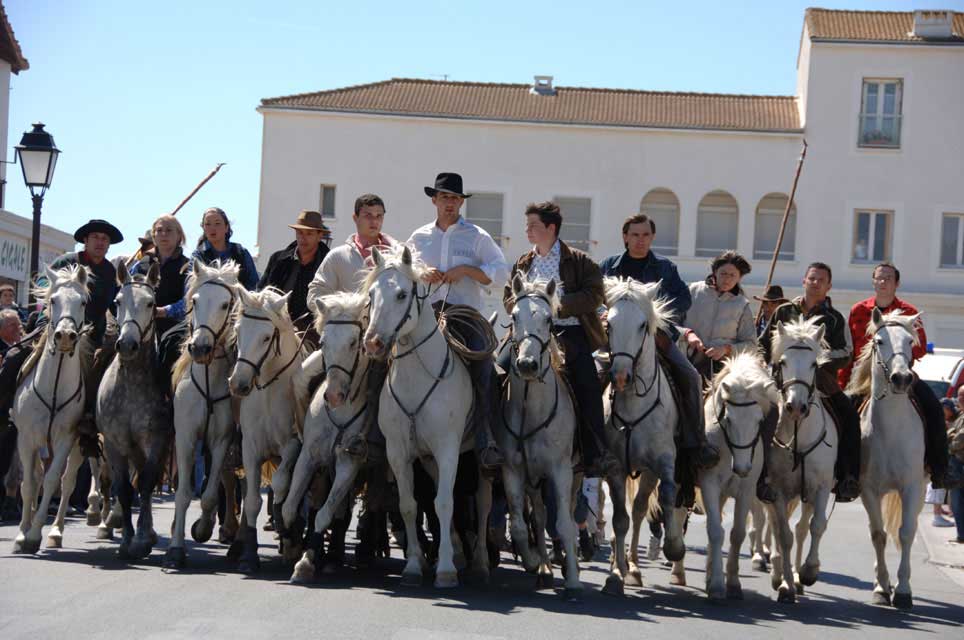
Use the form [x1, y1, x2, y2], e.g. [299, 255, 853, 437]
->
[640, 188, 679, 255]
[754, 193, 797, 261]
[696, 190, 738, 257]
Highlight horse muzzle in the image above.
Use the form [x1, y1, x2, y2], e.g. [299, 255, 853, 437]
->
[116, 336, 140, 359]
[889, 371, 914, 393]
[187, 335, 215, 364]
[363, 333, 390, 360]
[228, 372, 253, 398]
[52, 326, 78, 353]
[515, 356, 539, 380]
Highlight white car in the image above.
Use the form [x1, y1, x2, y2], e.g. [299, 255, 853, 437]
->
[916, 347, 964, 399]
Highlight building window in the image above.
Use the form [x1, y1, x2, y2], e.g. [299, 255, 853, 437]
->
[940, 213, 964, 268]
[319, 184, 336, 218]
[640, 188, 679, 256]
[696, 190, 738, 257]
[859, 79, 902, 148]
[554, 196, 592, 253]
[852, 210, 893, 263]
[465, 193, 505, 243]
[754, 193, 796, 261]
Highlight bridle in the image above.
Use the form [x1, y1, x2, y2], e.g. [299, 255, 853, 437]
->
[507, 292, 555, 382]
[777, 343, 817, 400]
[320, 319, 370, 404]
[117, 281, 157, 347]
[871, 321, 914, 399]
[711, 390, 763, 463]
[188, 280, 236, 355]
[234, 310, 308, 391]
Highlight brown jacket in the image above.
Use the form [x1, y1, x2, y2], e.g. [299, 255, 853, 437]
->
[503, 240, 607, 350]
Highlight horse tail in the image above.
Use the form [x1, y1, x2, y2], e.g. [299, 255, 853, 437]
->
[646, 480, 661, 522]
[787, 497, 800, 518]
[882, 492, 902, 550]
[625, 475, 640, 516]
[692, 487, 705, 516]
[261, 460, 278, 487]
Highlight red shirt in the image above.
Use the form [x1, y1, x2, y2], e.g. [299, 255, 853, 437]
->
[838, 296, 927, 389]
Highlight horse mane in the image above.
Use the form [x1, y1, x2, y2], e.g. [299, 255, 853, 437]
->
[31, 264, 90, 306]
[602, 276, 672, 336]
[171, 260, 240, 392]
[360, 243, 431, 295]
[769, 316, 830, 366]
[845, 310, 920, 397]
[510, 279, 564, 371]
[712, 351, 780, 412]
[312, 291, 368, 334]
[235, 286, 292, 326]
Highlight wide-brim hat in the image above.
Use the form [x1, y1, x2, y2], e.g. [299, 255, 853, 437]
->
[424, 172, 472, 198]
[74, 219, 123, 244]
[753, 284, 788, 303]
[288, 210, 331, 236]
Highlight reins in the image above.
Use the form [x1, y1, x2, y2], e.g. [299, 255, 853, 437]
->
[711, 391, 763, 463]
[608, 329, 663, 479]
[118, 280, 157, 347]
[187, 279, 237, 440]
[235, 310, 309, 391]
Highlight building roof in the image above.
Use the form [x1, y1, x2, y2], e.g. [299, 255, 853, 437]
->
[261, 78, 801, 133]
[805, 8, 964, 43]
[0, 2, 27, 73]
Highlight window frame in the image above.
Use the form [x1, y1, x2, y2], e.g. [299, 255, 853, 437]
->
[553, 195, 593, 254]
[753, 194, 797, 262]
[858, 78, 903, 149]
[640, 188, 680, 256]
[464, 192, 506, 245]
[695, 191, 739, 258]
[851, 209, 893, 264]
[319, 184, 336, 219]
[940, 212, 964, 269]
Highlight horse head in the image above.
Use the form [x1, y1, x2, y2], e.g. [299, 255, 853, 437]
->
[771, 317, 827, 420]
[508, 275, 557, 381]
[711, 352, 779, 477]
[41, 264, 89, 354]
[229, 286, 291, 397]
[363, 245, 425, 360]
[186, 259, 239, 365]
[316, 293, 368, 408]
[603, 277, 668, 393]
[115, 263, 159, 360]
[868, 308, 919, 395]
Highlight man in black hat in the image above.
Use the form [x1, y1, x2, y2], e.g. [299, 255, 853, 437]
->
[754, 285, 788, 337]
[408, 172, 510, 470]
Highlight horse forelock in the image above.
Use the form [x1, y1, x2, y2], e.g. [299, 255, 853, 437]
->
[185, 259, 240, 301]
[33, 264, 90, 307]
[512, 279, 560, 316]
[235, 286, 291, 327]
[846, 310, 918, 397]
[714, 351, 779, 412]
[360, 244, 430, 297]
[770, 316, 830, 366]
[602, 276, 670, 336]
[313, 292, 367, 335]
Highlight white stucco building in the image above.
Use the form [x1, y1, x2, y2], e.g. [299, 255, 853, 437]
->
[256, 8, 964, 347]
[0, 5, 73, 305]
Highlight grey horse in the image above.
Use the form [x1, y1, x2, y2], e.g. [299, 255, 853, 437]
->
[96, 264, 173, 560]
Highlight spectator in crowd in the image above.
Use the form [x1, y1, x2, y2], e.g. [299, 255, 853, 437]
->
[753, 285, 788, 338]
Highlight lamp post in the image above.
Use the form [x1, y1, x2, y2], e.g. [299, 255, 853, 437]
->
[14, 123, 60, 301]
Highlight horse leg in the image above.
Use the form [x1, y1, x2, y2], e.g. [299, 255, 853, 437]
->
[163, 429, 198, 569]
[235, 441, 263, 575]
[893, 483, 924, 609]
[432, 452, 459, 588]
[503, 466, 540, 572]
[668, 508, 688, 586]
[793, 501, 813, 594]
[23, 439, 73, 553]
[626, 479, 647, 586]
[702, 482, 725, 601]
[470, 473, 492, 585]
[48, 443, 84, 549]
[281, 438, 320, 531]
[658, 457, 685, 563]
[86, 456, 103, 526]
[798, 489, 828, 591]
[193, 438, 228, 544]
[726, 492, 751, 600]
[111, 454, 136, 561]
[13, 447, 41, 553]
[97, 461, 114, 539]
[218, 463, 240, 543]
[603, 472, 630, 596]
[551, 471, 582, 600]
[130, 458, 161, 559]
[530, 487, 553, 589]
[391, 451, 426, 586]
[270, 437, 301, 512]
[861, 489, 891, 605]
[749, 498, 768, 571]
[768, 499, 796, 603]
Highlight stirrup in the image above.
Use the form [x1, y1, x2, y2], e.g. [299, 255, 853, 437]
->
[756, 481, 777, 504]
[478, 444, 505, 470]
[833, 476, 861, 503]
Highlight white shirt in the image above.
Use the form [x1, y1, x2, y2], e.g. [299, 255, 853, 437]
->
[525, 240, 579, 326]
[407, 216, 509, 310]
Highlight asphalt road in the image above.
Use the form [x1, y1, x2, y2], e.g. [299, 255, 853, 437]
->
[1, 493, 962, 640]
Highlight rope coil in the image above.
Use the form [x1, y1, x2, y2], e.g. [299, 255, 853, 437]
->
[436, 304, 498, 361]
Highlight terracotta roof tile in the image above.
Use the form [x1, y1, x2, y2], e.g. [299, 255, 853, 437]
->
[0, 2, 27, 73]
[806, 8, 964, 43]
[262, 79, 801, 133]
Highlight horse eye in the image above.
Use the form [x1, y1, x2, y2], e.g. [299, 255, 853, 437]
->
[639, 324, 646, 332]
[350, 339, 357, 347]
[396, 291, 406, 301]
[263, 336, 270, 343]
[221, 302, 229, 310]
[147, 302, 154, 308]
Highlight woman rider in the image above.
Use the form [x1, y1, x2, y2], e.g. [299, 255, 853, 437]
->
[191, 207, 259, 290]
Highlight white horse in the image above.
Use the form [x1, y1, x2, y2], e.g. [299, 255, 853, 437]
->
[846, 309, 927, 609]
[687, 352, 779, 600]
[767, 317, 838, 604]
[499, 276, 581, 599]
[600, 277, 683, 596]
[12, 264, 89, 553]
[164, 260, 240, 570]
[227, 286, 307, 573]
[362, 245, 489, 588]
[287, 292, 372, 583]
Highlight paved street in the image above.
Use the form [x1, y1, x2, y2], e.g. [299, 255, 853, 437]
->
[1, 493, 962, 640]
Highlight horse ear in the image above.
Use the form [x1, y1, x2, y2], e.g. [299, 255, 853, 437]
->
[814, 323, 826, 344]
[268, 292, 290, 316]
[512, 273, 525, 296]
[401, 245, 412, 266]
[146, 262, 161, 288]
[775, 321, 786, 337]
[371, 248, 384, 268]
[116, 265, 130, 286]
[720, 381, 732, 397]
[75, 265, 89, 288]
[192, 258, 206, 278]
[43, 263, 58, 285]
[871, 306, 883, 326]
[236, 285, 255, 307]
[545, 279, 556, 299]
[314, 297, 327, 319]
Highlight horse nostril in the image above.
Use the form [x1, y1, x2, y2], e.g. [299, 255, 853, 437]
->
[68, 331, 77, 341]
[54, 331, 63, 341]
[784, 401, 794, 414]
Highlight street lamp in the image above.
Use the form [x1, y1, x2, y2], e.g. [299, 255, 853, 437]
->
[14, 123, 60, 298]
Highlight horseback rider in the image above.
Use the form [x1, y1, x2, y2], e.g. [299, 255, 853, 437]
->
[839, 261, 961, 490]
[407, 172, 510, 471]
[754, 285, 789, 338]
[599, 214, 722, 477]
[500, 201, 620, 478]
[0, 219, 124, 457]
[257, 209, 332, 343]
[192, 207, 260, 290]
[758, 262, 862, 502]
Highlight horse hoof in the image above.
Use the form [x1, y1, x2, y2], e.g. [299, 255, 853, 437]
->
[218, 526, 236, 545]
[150, 530, 159, 546]
[47, 534, 63, 549]
[871, 590, 892, 606]
[105, 511, 124, 529]
[708, 588, 726, 602]
[129, 540, 153, 560]
[191, 519, 212, 544]
[535, 572, 554, 590]
[19, 538, 41, 555]
[290, 558, 315, 584]
[771, 575, 782, 592]
[238, 556, 261, 575]
[602, 575, 624, 596]
[726, 584, 744, 600]
[434, 571, 458, 588]
[226, 539, 243, 563]
[96, 526, 114, 540]
[669, 573, 686, 587]
[751, 557, 768, 572]
[794, 581, 804, 595]
[663, 539, 685, 562]
[799, 565, 819, 587]
[562, 587, 583, 603]
[400, 571, 422, 587]
[777, 586, 796, 604]
[118, 544, 132, 562]
[625, 569, 643, 587]
[892, 593, 913, 610]
[162, 547, 186, 570]
[86, 511, 102, 527]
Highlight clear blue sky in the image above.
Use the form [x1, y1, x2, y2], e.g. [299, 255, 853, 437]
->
[5, 0, 962, 258]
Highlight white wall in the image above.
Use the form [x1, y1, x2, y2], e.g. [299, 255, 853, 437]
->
[0, 60, 10, 202]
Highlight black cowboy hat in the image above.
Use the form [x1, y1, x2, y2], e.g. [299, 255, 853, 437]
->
[753, 284, 788, 303]
[74, 219, 123, 244]
[424, 172, 472, 199]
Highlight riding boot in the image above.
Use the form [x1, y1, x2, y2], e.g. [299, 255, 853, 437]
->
[472, 358, 505, 471]
[657, 332, 720, 470]
[343, 360, 387, 462]
[827, 391, 861, 502]
[912, 378, 960, 489]
[756, 406, 779, 504]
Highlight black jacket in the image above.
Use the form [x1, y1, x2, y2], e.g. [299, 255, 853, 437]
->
[257, 241, 329, 329]
[49, 251, 117, 344]
[134, 249, 189, 336]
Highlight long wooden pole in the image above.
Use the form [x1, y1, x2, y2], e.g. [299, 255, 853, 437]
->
[125, 162, 226, 268]
[755, 140, 807, 326]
